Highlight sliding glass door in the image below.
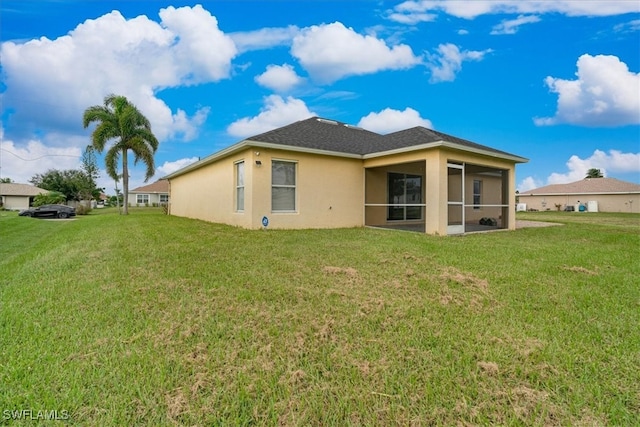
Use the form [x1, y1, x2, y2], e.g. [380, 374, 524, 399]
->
[387, 173, 422, 221]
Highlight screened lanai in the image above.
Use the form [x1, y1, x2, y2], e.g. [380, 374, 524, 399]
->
[364, 158, 511, 235]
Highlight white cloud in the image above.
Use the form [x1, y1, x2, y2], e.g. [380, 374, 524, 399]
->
[226, 95, 316, 137]
[548, 149, 640, 184]
[255, 64, 305, 92]
[518, 149, 640, 190]
[426, 43, 492, 83]
[0, 5, 233, 144]
[158, 5, 236, 84]
[230, 26, 300, 53]
[386, 11, 437, 25]
[388, 1, 640, 22]
[491, 15, 541, 35]
[614, 19, 640, 33]
[291, 22, 420, 84]
[358, 108, 433, 134]
[0, 136, 82, 185]
[517, 176, 543, 193]
[535, 54, 640, 127]
[156, 157, 200, 176]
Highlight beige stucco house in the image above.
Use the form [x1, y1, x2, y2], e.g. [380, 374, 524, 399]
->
[517, 178, 640, 213]
[0, 183, 47, 210]
[166, 117, 528, 235]
[128, 180, 169, 207]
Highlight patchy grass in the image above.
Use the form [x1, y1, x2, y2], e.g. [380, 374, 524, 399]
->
[1, 209, 639, 425]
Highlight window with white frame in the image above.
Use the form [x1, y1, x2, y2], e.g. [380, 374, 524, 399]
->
[136, 194, 149, 205]
[236, 161, 245, 211]
[473, 179, 482, 209]
[272, 160, 296, 211]
[160, 194, 169, 204]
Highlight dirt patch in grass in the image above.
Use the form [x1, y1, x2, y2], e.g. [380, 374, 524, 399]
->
[440, 267, 488, 291]
[477, 361, 499, 376]
[438, 267, 492, 310]
[323, 265, 359, 279]
[562, 265, 599, 275]
[166, 387, 189, 420]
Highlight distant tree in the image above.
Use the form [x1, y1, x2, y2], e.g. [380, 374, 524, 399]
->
[78, 146, 100, 204]
[0, 178, 13, 183]
[30, 169, 81, 201]
[83, 94, 159, 215]
[585, 168, 603, 178]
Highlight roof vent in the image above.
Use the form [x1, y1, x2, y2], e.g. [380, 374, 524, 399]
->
[317, 118, 338, 125]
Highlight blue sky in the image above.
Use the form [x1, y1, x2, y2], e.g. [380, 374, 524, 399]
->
[1, 0, 639, 194]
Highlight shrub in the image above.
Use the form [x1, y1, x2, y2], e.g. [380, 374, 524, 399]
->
[75, 204, 92, 215]
[33, 191, 66, 206]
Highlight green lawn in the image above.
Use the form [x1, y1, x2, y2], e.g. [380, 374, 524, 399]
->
[1, 209, 639, 425]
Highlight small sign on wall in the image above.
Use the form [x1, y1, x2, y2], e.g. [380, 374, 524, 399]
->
[262, 216, 269, 227]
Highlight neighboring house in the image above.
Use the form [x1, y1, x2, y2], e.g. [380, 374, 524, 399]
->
[517, 178, 640, 213]
[165, 117, 528, 235]
[0, 183, 48, 210]
[128, 180, 169, 207]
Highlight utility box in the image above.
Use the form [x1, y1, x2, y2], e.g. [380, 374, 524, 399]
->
[516, 203, 527, 212]
[587, 201, 599, 212]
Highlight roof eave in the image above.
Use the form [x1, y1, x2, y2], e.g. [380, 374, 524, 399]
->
[363, 140, 528, 163]
[247, 140, 362, 159]
[164, 140, 251, 179]
[164, 139, 362, 179]
[164, 138, 527, 180]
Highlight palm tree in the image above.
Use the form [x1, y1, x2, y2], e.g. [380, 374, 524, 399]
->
[585, 168, 603, 179]
[83, 95, 159, 215]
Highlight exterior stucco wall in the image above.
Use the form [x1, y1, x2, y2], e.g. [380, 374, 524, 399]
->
[518, 193, 640, 213]
[169, 148, 252, 228]
[3, 195, 30, 210]
[248, 149, 364, 229]
[169, 148, 364, 229]
[464, 174, 503, 224]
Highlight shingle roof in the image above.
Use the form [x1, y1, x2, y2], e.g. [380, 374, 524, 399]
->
[375, 126, 521, 158]
[130, 179, 169, 193]
[165, 116, 527, 179]
[248, 117, 524, 159]
[0, 183, 48, 197]
[519, 178, 640, 195]
[247, 117, 384, 155]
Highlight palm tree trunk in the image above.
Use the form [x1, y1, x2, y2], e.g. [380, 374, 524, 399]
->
[122, 148, 129, 215]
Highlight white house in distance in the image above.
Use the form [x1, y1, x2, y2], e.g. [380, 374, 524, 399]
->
[517, 178, 640, 213]
[0, 182, 47, 210]
[128, 179, 170, 207]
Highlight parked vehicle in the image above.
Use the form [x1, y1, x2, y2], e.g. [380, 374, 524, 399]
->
[19, 204, 76, 219]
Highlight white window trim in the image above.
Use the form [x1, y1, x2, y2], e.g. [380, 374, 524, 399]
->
[235, 160, 245, 212]
[271, 159, 297, 213]
[136, 194, 149, 205]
